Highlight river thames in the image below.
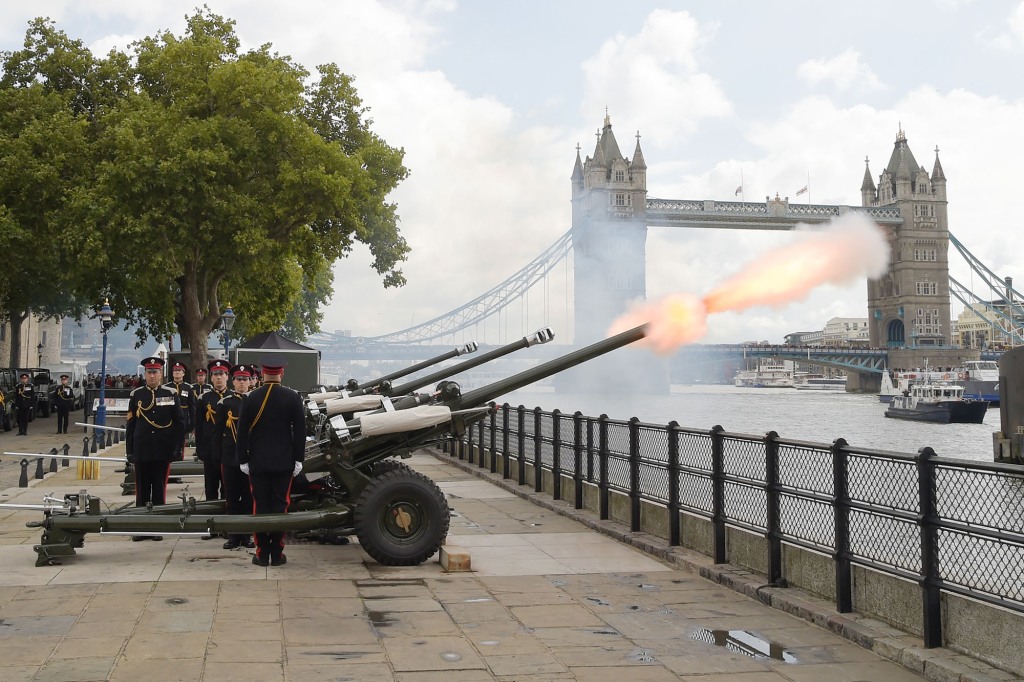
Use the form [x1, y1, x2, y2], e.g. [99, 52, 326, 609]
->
[500, 384, 999, 464]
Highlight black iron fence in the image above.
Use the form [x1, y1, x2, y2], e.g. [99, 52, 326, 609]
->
[452, 403, 1024, 649]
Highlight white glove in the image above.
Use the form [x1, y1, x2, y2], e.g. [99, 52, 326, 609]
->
[240, 463, 250, 475]
[293, 461, 303, 477]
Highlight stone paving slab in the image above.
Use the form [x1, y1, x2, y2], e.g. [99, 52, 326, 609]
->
[0, 442, 1007, 680]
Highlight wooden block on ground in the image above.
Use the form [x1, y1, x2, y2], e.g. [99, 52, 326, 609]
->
[439, 545, 471, 572]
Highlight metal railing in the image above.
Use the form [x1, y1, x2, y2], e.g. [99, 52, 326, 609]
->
[452, 404, 1024, 649]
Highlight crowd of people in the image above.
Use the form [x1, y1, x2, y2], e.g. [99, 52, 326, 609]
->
[123, 354, 303, 567]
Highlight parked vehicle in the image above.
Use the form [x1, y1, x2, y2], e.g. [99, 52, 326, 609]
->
[44, 363, 88, 409]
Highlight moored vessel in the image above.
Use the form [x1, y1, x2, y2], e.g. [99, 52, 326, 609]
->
[884, 382, 989, 424]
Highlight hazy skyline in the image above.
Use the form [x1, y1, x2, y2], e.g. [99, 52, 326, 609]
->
[3, 1, 1023, 346]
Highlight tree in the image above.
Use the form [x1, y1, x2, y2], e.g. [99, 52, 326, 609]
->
[0, 19, 112, 365]
[4, 11, 410, 372]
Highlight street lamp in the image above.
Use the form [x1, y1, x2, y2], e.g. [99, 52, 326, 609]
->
[220, 304, 236, 361]
[36, 342, 43, 366]
[95, 299, 114, 433]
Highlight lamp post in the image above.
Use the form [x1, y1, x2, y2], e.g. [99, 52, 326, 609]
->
[220, 305, 236, 362]
[36, 342, 43, 367]
[95, 299, 114, 432]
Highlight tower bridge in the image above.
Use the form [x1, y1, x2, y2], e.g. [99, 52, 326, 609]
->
[317, 117, 1020, 392]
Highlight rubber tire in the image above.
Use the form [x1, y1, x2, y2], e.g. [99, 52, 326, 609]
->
[353, 468, 449, 566]
[370, 459, 412, 477]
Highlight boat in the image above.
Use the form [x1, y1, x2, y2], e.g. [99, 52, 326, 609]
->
[893, 362, 1000, 405]
[878, 371, 899, 403]
[884, 382, 989, 423]
[733, 360, 794, 388]
[795, 373, 847, 391]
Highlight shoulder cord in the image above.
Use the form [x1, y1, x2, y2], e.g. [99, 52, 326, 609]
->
[137, 387, 172, 429]
[248, 383, 274, 431]
[204, 389, 225, 424]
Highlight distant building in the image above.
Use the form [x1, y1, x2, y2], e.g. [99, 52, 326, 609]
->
[956, 301, 1021, 349]
[821, 317, 870, 347]
[0, 315, 62, 367]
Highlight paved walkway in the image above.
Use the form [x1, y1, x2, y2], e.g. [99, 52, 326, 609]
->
[0, 432, 1006, 680]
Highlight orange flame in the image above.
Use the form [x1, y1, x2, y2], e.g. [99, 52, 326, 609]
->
[609, 214, 890, 355]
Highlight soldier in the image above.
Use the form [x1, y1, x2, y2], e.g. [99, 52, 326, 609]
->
[214, 363, 255, 550]
[14, 372, 32, 436]
[125, 356, 185, 541]
[52, 374, 75, 434]
[236, 355, 305, 567]
[165, 361, 196, 460]
[193, 367, 211, 398]
[194, 359, 230, 504]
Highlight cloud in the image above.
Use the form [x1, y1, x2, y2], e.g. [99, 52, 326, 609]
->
[580, 9, 732, 139]
[797, 49, 885, 92]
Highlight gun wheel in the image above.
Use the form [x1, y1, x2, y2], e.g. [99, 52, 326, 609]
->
[353, 468, 449, 566]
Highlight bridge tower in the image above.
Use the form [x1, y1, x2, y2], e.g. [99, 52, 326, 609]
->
[566, 114, 667, 392]
[862, 127, 951, 350]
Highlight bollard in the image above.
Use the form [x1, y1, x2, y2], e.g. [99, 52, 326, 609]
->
[82, 437, 90, 458]
[106, 430, 112, 448]
[49, 448, 58, 473]
[62, 443, 70, 467]
[35, 457, 45, 480]
[90, 433, 98, 454]
[113, 429, 120, 445]
[19, 459, 28, 487]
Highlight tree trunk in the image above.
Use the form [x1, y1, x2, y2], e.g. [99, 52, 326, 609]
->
[6, 312, 28, 367]
[177, 266, 223, 378]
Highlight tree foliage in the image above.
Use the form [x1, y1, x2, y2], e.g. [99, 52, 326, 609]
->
[0, 10, 409, 370]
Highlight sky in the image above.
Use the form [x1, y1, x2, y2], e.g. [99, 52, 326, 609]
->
[4, 0, 1024, 347]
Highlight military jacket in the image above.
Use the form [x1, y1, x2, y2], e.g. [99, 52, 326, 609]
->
[125, 384, 186, 463]
[53, 385, 75, 411]
[194, 382, 212, 398]
[165, 381, 196, 432]
[194, 387, 228, 462]
[212, 391, 244, 467]
[236, 382, 306, 474]
[14, 384, 33, 411]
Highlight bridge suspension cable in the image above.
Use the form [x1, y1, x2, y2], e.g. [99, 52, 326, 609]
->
[328, 229, 573, 345]
[948, 232, 1024, 345]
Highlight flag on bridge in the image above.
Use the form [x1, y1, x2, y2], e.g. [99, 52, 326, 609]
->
[735, 185, 742, 196]
[796, 185, 808, 196]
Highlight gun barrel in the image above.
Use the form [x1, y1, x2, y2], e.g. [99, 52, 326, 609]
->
[355, 343, 478, 393]
[454, 324, 647, 408]
[388, 328, 554, 397]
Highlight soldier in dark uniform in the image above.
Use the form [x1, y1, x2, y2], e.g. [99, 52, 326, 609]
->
[194, 359, 230, 503]
[166, 361, 195, 460]
[193, 367, 211, 398]
[125, 356, 185, 541]
[52, 374, 75, 434]
[14, 373, 33, 436]
[214, 363, 255, 550]
[236, 355, 306, 566]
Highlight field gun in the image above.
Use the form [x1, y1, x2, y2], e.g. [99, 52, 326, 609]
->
[25, 324, 646, 568]
[309, 342, 479, 400]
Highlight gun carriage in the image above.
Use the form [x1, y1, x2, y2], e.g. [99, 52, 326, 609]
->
[13, 325, 646, 567]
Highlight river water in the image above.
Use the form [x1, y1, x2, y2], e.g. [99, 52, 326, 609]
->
[499, 384, 999, 464]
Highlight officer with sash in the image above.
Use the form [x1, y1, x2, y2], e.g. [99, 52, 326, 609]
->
[125, 356, 185, 540]
[193, 367, 211, 398]
[14, 373, 32, 436]
[52, 374, 75, 434]
[236, 355, 305, 566]
[214, 363, 255, 549]
[194, 359, 230, 503]
[166, 361, 195, 459]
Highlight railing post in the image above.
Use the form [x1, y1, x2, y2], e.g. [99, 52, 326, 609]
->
[479, 406, 488, 469]
[917, 446, 943, 648]
[831, 437, 853, 613]
[586, 416, 595, 482]
[533, 407, 543, 493]
[516, 405, 526, 486]
[488, 404, 497, 474]
[573, 411, 584, 509]
[598, 414, 610, 521]
[764, 430, 783, 586]
[667, 421, 681, 546]
[711, 424, 727, 564]
[628, 417, 641, 533]
[551, 409, 562, 501]
[465, 421, 474, 464]
[502, 404, 511, 479]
